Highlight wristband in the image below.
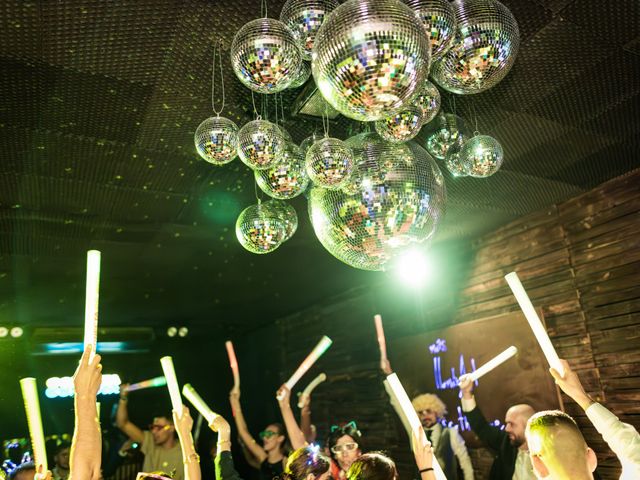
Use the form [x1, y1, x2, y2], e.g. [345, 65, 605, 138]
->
[184, 452, 200, 464]
[419, 468, 434, 473]
[119, 396, 128, 401]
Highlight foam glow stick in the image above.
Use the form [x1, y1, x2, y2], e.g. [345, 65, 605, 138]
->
[505, 272, 565, 376]
[466, 346, 518, 382]
[385, 374, 446, 480]
[84, 250, 101, 361]
[225, 341, 240, 391]
[277, 336, 333, 400]
[183, 383, 218, 425]
[20, 378, 48, 471]
[297, 373, 327, 408]
[374, 314, 388, 361]
[126, 376, 168, 392]
[160, 356, 183, 413]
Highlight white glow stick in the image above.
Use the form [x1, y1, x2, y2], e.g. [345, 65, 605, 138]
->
[126, 376, 168, 392]
[84, 250, 101, 361]
[96, 402, 101, 419]
[277, 336, 332, 400]
[19, 378, 48, 471]
[160, 356, 183, 413]
[183, 383, 219, 425]
[225, 341, 240, 391]
[297, 373, 327, 408]
[466, 346, 518, 382]
[386, 374, 446, 480]
[374, 314, 388, 361]
[505, 272, 565, 376]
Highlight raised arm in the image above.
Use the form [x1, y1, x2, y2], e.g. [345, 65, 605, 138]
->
[276, 384, 307, 450]
[69, 345, 103, 480]
[459, 374, 507, 451]
[229, 389, 267, 463]
[299, 393, 316, 443]
[411, 425, 436, 480]
[116, 383, 145, 444]
[212, 415, 245, 480]
[173, 406, 201, 480]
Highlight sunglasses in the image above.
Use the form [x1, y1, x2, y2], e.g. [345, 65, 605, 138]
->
[148, 424, 171, 432]
[259, 430, 279, 439]
[331, 442, 358, 454]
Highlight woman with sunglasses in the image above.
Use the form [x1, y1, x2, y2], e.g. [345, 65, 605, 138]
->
[326, 422, 363, 480]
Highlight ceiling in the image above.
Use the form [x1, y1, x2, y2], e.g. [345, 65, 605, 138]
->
[0, 0, 638, 337]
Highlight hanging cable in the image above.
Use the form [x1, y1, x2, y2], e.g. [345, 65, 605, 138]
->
[251, 91, 261, 120]
[261, 0, 268, 18]
[211, 39, 226, 116]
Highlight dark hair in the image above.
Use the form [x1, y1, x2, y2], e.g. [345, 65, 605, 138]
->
[9, 462, 35, 480]
[54, 440, 72, 455]
[266, 422, 290, 455]
[347, 453, 397, 480]
[326, 421, 363, 462]
[282, 446, 330, 480]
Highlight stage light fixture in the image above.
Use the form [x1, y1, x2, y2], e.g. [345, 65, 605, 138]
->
[10, 326, 24, 338]
[167, 327, 178, 338]
[178, 327, 189, 338]
[393, 249, 432, 288]
[0, 327, 8, 338]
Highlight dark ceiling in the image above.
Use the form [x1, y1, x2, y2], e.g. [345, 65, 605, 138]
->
[0, 0, 639, 338]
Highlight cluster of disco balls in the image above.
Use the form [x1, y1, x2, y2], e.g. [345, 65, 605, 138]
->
[193, 0, 519, 267]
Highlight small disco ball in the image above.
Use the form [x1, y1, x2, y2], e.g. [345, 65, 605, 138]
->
[312, 0, 431, 121]
[374, 105, 424, 143]
[300, 132, 323, 154]
[431, 0, 520, 94]
[280, 0, 339, 61]
[420, 113, 471, 159]
[235, 202, 289, 254]
[237, 120, 285, 170]
[401, 0, 457, 61]
[308, 132, 446, 271]
[231, 17, 302, 94]
[306, 137, 355, 189]
[415, 81, 441, 125]
[255, 143, 309, 199]
[277, 124, 294, 143]
[289, 61, 312, 88]
[444, 144, 467, 177]
[264, 200, 298, 241]
[194, 116, 239, 165]
[459, 134, 504, 177]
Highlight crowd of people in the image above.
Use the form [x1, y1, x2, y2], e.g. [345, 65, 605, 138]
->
[3, 345, 639, 480]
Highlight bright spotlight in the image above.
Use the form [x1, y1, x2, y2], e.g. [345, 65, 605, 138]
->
[393, 249, 432, 288]
[178, 327, 189, 338]
[167, 326, 177, 338]
[10, 326, 24, 338]
[0, 327, 8, 338]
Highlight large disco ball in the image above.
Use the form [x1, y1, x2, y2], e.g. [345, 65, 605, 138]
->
[420, 113, 471, 159]
[431, 0, 520, 94]
[289, 61, 312, 88]
[237, 120, 285, 170]
[444, 144, 467, 177]
[236, 202, 289, 254]
[231, 18, 303, 94]
[255, 143, 309, 199]
[312, 0, 432, 121]
[374, 105, 424, 143]
[415, 81, 441, 125]
[308, 133, 446, 271]
[264, 200, 298, 241]
[459, 135, 503, 177]
[194, 116, 239, 165]
[306, 137, 355, 189]
[401, 0, 457, 61]
[280, 0, 340, 61]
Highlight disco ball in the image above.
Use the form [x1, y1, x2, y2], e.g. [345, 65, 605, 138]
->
[289, 60, 312, 88]
[277, 124, 294, 143]
[300, 132, 323, 154]
[264, 200, 298, 241]
[306, 137, 355, 189]
[421, 113, 471, 159]
[280, 0, 339, 61]
[444, 144, 467, 177]
[230, 18, 303, 94]
[237, 120, 285, 170]
[235, 202, 289, 254]
[312, 0, 432, 121]
[308, 133, 446, 271]
[255, 143, 309, 199]
[415, 81, 441, 125]
[194, 116, 239, 165]
[459, 134, 504, 177]
[431, 0, 520, 94]
[375, 105, 424, 143]
[401, 0, 457, 61]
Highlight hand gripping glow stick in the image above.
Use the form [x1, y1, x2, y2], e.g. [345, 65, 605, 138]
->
[297, 373, 327, 408]
[374, 314, 388, 361]
[182, 383, 219, 425]
[20, 378, 48, 471]
[505, 272, 565, 377]
[84, 250, 101, 361]
[126, 376, 168, 392]
[385, 374, 446, 480]
[225, 341, 240, 391]
[466, 346, 518, 382]
[277, 336, 333, 400]
[160, 356, 183, 413]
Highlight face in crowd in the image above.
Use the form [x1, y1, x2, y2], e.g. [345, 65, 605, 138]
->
[260, 423, 286, 453]
[332, 434, 361, 472]
[149, 416, 176, 446]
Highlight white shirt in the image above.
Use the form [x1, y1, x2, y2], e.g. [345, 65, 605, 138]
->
[586, 403, 640, 480]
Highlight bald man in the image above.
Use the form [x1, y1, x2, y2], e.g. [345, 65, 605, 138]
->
[459, 375, 537, 479]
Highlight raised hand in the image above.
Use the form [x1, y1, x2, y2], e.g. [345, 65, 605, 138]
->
[276, 384, 291, 407]
[35, 464, 53, 480]
[411, 425, 434, 474]
[550, 359, 593, 410]
[210, 414, 231, 434]
[458, 373, 474, 399]
[73, 344, 102, 400]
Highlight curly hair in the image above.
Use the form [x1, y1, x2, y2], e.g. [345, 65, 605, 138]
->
[411, 394, 447, 418]
[281, 446, 330, 480]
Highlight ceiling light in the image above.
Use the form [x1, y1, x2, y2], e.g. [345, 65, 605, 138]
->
[10, 326, 24, 338]
[393, 249, 432, 288]
[167, 327, 177, 338]
[178, 327, 189, 338]
[0, 327, 8, 338]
